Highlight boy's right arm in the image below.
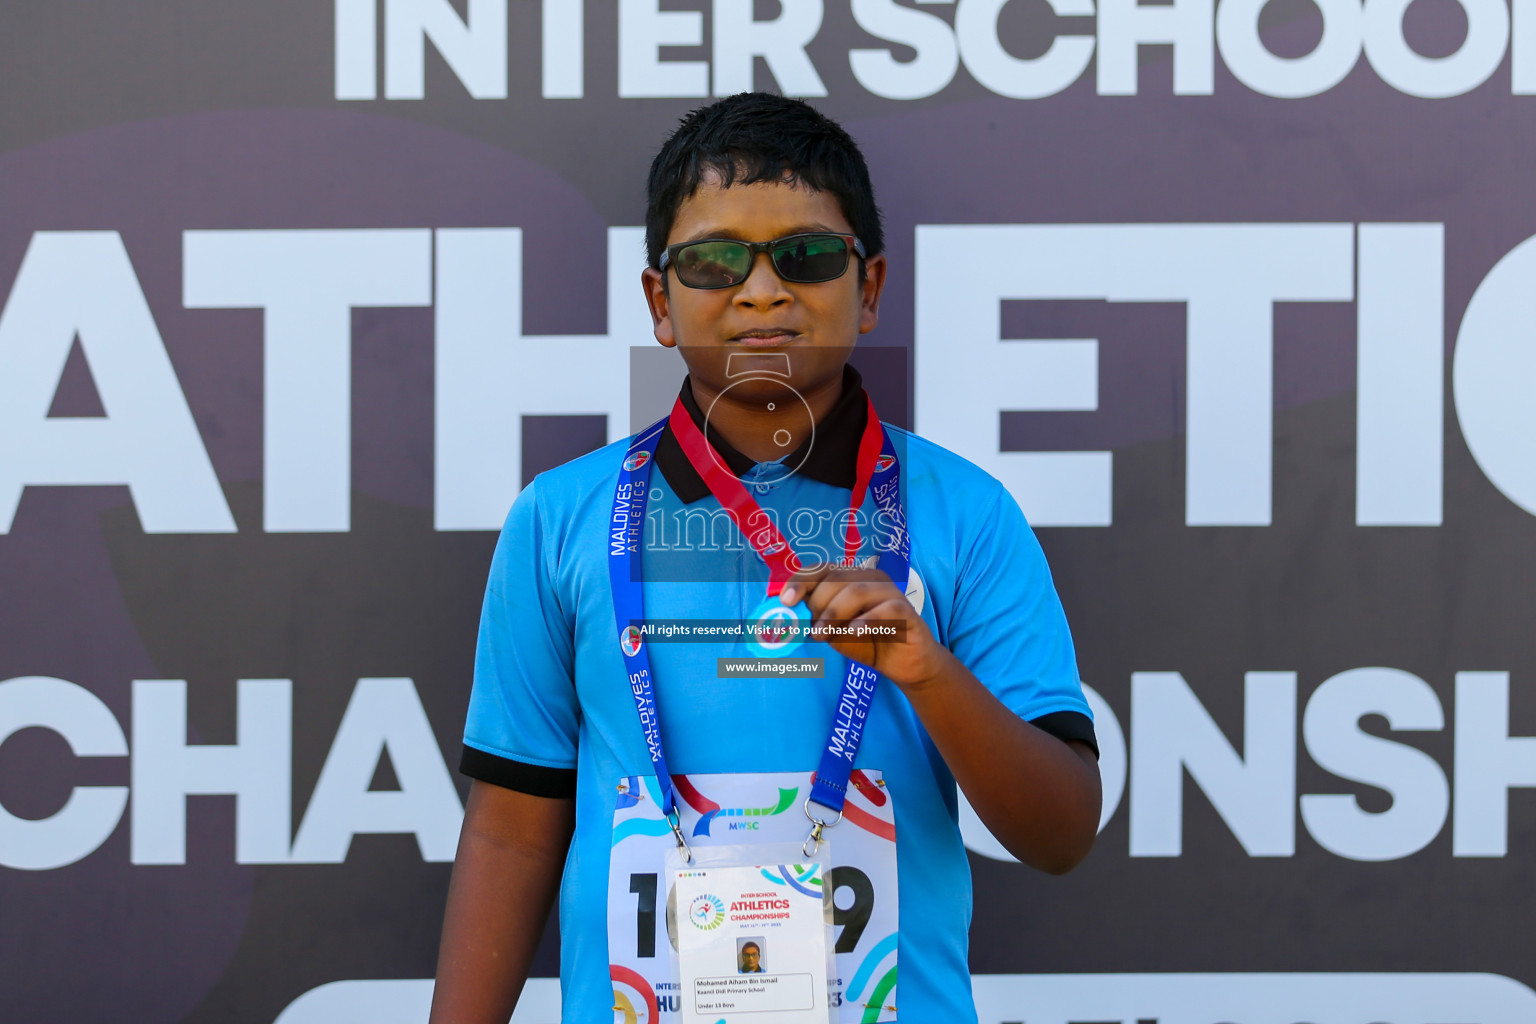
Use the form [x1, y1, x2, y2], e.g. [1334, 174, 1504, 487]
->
[429, 779, 575, 1024]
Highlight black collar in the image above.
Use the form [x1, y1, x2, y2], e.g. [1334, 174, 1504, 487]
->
[654, 365, 869, 503]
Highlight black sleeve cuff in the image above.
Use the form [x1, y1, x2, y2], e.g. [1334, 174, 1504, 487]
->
[460, 745, 577, 799]
[1028, 710, 1099, 760]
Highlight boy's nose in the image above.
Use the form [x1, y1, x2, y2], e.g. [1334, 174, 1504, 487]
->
[734, 251, 793, 308]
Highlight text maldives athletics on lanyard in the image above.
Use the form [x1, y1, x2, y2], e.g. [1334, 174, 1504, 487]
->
[608, 392, 910, 861]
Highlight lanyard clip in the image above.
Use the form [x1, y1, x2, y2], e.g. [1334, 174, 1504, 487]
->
[667, 808, 692, 864]
[803, 819, 826, 859]
[802, 797, 843, 859]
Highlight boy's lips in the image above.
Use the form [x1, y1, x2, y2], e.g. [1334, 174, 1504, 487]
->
[730, 329, 801, 347]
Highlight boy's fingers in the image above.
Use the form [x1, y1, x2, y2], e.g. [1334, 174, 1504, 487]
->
[781, 564, 894, 607]
[854, 597, 913, 632]
[813, 581, 893, 626]
[804, 579, 854, 622]
[781, 564, 851, 604]
[778, 563, 834, 604]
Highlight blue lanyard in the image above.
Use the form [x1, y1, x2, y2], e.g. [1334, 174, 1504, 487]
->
[607, 409, 909, 855]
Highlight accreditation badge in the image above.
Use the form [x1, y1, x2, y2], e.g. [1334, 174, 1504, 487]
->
[607, 771, 900, 1023]
[669, 844, 832, 1024]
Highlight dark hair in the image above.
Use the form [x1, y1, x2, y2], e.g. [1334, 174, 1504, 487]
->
[644, 93, 884, 270]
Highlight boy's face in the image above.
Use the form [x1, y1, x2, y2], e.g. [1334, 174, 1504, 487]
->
[642, 174, 886, 415]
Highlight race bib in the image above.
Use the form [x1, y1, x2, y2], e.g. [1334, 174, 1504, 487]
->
[607, 770, 899, 1024]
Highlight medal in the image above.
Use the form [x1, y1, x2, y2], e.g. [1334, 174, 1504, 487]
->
[745, 596, 810, 657]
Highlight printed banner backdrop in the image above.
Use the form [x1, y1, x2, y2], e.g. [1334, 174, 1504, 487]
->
[2, 1, 1536, 1022]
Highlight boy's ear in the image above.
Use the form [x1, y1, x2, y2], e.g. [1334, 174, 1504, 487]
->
[642, 267, 677, 348]
[858, 253, 888, 335]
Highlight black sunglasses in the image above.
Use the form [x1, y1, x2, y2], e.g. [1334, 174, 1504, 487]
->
[659, 232, 866, 289]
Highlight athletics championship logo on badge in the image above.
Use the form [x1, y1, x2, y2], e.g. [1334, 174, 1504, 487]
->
[688, 893, 726, 931]
[619, 625, 643, 657]
[622, 450, 651, 472]
[874, 452, 896, 473]
[746, 597, 808, 657]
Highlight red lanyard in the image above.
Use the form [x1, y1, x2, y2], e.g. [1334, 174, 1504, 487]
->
[667, 391, 885, 596]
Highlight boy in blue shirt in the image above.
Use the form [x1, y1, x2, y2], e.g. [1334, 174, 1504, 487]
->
[431, 93, 1100, 1024]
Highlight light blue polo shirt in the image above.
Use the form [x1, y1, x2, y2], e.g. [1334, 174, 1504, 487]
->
[462, 379, 1093, 1023]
